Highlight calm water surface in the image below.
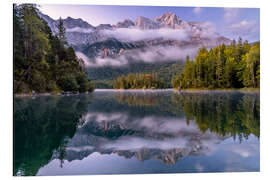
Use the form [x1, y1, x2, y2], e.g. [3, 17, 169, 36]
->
[14, 90, 260, 176]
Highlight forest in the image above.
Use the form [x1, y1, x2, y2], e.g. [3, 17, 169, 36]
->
[89, 61, 185, 89]
[14, 4, 260, 92]
[13, 4, 94, 94]
[172, 39, 260, 89]
[113, 73, 166, 89]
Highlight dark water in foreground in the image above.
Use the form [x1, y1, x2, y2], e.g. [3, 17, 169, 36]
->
[14, 90, 260, 176]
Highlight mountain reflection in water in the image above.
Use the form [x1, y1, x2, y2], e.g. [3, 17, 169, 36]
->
[14, 90, 260, 176]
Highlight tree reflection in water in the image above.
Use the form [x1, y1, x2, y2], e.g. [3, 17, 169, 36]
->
[171, 92, 260, 140]
[14, 94, 92, 176]
[14, 91, 259, 176]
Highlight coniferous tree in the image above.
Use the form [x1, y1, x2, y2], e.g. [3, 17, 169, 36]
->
[13, 4, 94, 93]
[57, 17, 67, 46]
[172, 40, 260, 89]
[113, 73, 165, 89]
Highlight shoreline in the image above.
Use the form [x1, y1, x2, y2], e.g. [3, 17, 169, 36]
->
[14, 88, 260, 97]
[180, 88, 260, 93]
[96, 88, 260, 93]
[14, 91, 92, 98]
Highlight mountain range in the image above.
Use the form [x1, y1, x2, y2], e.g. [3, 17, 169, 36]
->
[51, 111, 228, 165]
[39, 12, 231, 48]
[38, 11, 232, 88]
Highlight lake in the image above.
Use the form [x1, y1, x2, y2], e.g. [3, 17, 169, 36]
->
[14, 89, 260, 176]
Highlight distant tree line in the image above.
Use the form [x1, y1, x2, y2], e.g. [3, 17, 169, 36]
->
[88, 61, 185, 89]
[171, 92, 260, 140]
[14, 4, 94, 94]
[113, 73, 166, 89]
[172, 39, 260, 89]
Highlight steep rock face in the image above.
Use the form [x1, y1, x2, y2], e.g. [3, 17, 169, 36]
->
[38, 11, 58, 34]
[59, 18, 100, 46]
[134, 16, 160, 29]
[96, 24, 113, 30]
[38, 10, 231, 62]
[39, 11, 231, 46]
[38, 12, 102, 45]
[114, 19, 135, 28]
[81, 38, 140, 59]
[38, 13, 95, 34]
[153, 12, 185, 29]
[66, 31, 105, 46]
[62, 17, 94, 29]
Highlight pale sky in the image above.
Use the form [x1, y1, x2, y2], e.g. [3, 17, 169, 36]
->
[38, 4, 260, 42]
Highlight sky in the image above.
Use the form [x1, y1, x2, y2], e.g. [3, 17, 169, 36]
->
[38, 4, 260, 42]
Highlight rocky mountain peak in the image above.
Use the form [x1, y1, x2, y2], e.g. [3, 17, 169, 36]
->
[61, 16, 94, 29]
[153, 12, 184, 29]
[114, 19, 135, 28]
[155, 12, 180, 22]
[96, 24, 113, 30]
[38, 10, 231, 48]
[134, 16, 160, 29]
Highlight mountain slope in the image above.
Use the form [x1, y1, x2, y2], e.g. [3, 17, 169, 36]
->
[39, 11, 231, 48]
[38, 10, 232, 88]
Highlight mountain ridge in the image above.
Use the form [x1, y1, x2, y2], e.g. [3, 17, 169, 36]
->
[38, 11, 231, 47]
[37, 10, 232, 88]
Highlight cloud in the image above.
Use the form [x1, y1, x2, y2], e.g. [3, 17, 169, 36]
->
[66, 27, 94, 33]
[75, 52, 92, 66]
[80, 112, 199, 135]
[82, 112, 128, 124]
[53, 110, 228, 163]
[226, 20, 257, 34]
[103, 136, 188, 151]
[225, 20, 259, 41]
[193, 7, 202, 15]
[66, 146, 94, 152]
[197, 21, 219, 38]
[76, 23, 222, 67]
[83, 56, 128, 67]
[224, 8, 240, 23]
[100, 131, 223, 153]
[102, 27, 191, 42]
[224, 142, 259, 158]
[76, 45, 199, 67]
[102, 22, 220, 42]
[221, 18, 260, 42]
